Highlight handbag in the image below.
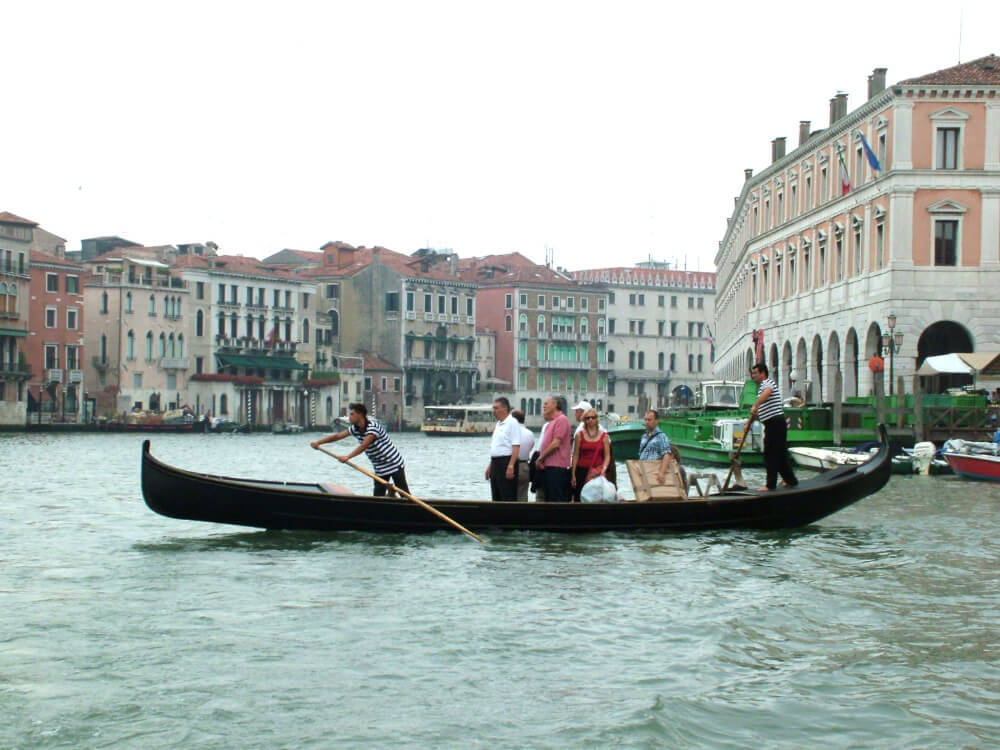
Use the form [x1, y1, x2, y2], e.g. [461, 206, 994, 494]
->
[528, 451, 539, 493]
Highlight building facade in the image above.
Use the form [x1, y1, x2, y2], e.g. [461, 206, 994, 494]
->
[27, 249, 86, 422]
[463, 254, 610, 428]
[573, 264, 717, 415]
[0, 212, 34, 425]
[715, 58, 1000, 401]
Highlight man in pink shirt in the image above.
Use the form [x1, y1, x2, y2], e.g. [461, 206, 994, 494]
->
[534, 395, 572, 502]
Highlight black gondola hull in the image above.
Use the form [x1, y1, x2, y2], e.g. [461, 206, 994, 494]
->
[141, 426, 892, 533]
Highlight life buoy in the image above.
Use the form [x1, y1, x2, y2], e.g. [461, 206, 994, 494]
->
[869, 355, 885, 373]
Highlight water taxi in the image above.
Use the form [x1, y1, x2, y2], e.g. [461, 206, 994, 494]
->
[420, 404, 495, 436]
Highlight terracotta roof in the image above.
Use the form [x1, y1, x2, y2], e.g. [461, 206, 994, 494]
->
[29, 249, 85, 268]
[359, 350, 400, 372]
[898, 54, 1000, 86]
[457, 253, 578, 286]
[173, 253, 303, 280]
[0, 211, 38, 226]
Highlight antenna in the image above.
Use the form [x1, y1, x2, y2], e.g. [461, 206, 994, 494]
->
[958, 8, 963, 63]
[544, 245, 554, 268]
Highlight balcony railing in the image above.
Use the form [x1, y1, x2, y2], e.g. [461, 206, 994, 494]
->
[403, 357, 478, 371]
[68, 369, 84, 383]
[597, 362, 613, 371]
[537, 330, 548, 339]
[46, 368, 63, 383]
[537, 360, 589, 370]
[517, 358, 531, 368]
[597, 333, 608, 343]
[551, 330, 577, 341]
[0, 362, 32, 380]
[160, 357, 191, 370]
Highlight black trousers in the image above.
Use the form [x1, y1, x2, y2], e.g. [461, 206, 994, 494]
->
[762, 416, 798, 490]
[542, 466, 571, 502]
[490, 455, 518, 501]
[373, 467, 409, 497]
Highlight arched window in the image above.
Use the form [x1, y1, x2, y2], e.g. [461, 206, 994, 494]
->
[101, 291, 108, 314]
[608, 349, 615, 363]
[100, 334, 107, 362]
[177, 334, 184, 357]
[230, 313, 238, 338]
[302, 319, 310, 344]
[326, 396, 333, 419]
[505, 315, 512, 332]
[219, 394, 229, 415]
[638, 352, 645, 369]
[145, 331, 153, 361]
[519, 314, 528, 333]
[246, 315, 254, 338]
[580, 318, 588, 335]
[125, 292, 133, 313]
[658, 352, 665, 370]
[519, 371, 527, 388]
[217, 313, 225, 336]
[329, 310, 339, 337]
[537, 315, 546, 333]
[169, 333, 176, 357]
[126, 330, 135, 360]
[535, 398, 542, 414]
[629, 351, 636, 368]
[148, 295, 155, 314]
[159, 332, 166, 358]
[670, 353, 676, 371]
[697, 354, 704, 371]
[163, 295, 169, 317]
[520, 397, 527, 412]
[688, 354, 694, 371]
[0, 282, 6, 314]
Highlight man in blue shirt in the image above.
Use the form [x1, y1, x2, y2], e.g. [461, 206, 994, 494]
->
[638, 409, 674, 485]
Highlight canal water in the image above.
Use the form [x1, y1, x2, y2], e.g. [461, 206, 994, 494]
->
[2, 431, 998, 748]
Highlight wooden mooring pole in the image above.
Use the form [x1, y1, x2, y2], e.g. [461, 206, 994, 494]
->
[832, 370, 843, 446]
[913, 375, 924, 442]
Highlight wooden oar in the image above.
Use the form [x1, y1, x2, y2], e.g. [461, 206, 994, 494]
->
[318, 446, 484, 543]
[722, 417, 754, 491]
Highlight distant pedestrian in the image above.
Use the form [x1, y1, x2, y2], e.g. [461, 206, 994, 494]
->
[749, 362, 798, 492]
[311, 402, 409, 497]
[511, 409, 535, 501]
[486, 397, 521, 501]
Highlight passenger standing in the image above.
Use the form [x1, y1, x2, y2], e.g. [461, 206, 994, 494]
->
[571, 408, 611, 495]
[749, 363, 798, 492]
[570, 400, 607, 500]
[485, 397, 521, 501]
[311, 402, 409, 496]
[511, 409, 535, 501]
[535, 395, 572, 501]
[638, 409, 674, 486]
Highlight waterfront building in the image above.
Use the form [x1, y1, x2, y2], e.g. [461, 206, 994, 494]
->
[172, 251, 321, 427]
[715, 58, 1000, 401]
[0, 212, 35, 425]
[360, 351, 404, 429]
[295, 243, 479, 426]
[572, 263, 717, 415]
[27, 246, 86, 422]
[82, 246, 191, 417]
[461, 253, 610, 429]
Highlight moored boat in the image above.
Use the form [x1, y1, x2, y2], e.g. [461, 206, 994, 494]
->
[140, 426, 892, 534]
[942, 438, 1000, 481]
[420, 404, 494, 436]
[789, 446, 875, 471]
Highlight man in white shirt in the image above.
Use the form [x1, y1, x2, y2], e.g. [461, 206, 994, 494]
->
[485, 397, 521, 501]
[511, 409, 535, 500]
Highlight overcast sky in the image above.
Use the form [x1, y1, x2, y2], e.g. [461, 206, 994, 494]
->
[5, 1, 999, 272]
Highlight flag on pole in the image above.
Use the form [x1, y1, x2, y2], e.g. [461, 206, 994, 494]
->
[858, 131, 882, 171]
[838, 150, 851, 195]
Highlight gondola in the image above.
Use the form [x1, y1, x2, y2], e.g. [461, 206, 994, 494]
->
[140, 426, 892, 534]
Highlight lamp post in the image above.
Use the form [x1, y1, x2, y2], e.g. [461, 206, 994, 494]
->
[881, 313, 904, 397]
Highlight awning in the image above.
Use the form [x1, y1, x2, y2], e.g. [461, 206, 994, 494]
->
[0, 328, 28, 337]
[217, 353, 309, 371]
[124, 256, 171, 269]
[916, 352, 1000, 376]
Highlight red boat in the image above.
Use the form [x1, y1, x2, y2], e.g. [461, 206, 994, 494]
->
[943, 451, 1000, 482]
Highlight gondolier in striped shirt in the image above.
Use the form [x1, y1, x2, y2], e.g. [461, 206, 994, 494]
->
[311, 402, 409, 497]
[749, 362, 798, 492]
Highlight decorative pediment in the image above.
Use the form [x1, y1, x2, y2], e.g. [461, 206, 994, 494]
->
[750, 192, 760, 204]
[875, 115, 889, 130]
[817, 229, 828, 241]
[774, 249, 783, 260]
[818, 152, 829, 165]
[833, 221, 844, 235]
[851, 214, 864, 227]
[800, 235, 811, 247]
[873, 204, 887, 218]
[775, 177, 784, 188]
[762, 185, 771, 196]
[927, 199, 968, 214]
[801, 159, 813, 172]
[930, 107, 970, 122]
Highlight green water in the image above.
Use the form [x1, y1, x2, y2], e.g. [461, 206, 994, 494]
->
[2, 432, 998, 748]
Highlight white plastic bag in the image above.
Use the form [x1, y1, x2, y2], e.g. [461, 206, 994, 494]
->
[580, 475, 617, 503]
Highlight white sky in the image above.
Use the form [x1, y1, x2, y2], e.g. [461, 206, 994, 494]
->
[5, 1, 999, 272]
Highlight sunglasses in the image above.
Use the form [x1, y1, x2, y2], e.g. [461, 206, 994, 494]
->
[583, 416, 597, 421]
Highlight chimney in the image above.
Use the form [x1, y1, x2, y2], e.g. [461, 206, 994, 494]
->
[744, 168, 754, 181]
[836, 93, 848, 122]
[829, 96, 839, 126]
[868, 67, 887, 98]
[771, 137, 786, 163]
[338, 246, 357, 266]
[798, 120, 811, 146]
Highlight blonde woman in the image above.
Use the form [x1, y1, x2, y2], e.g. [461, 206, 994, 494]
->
[570, 408, 611, 500]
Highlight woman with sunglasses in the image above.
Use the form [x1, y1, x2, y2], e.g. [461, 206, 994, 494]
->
[570, 408, 611, 500]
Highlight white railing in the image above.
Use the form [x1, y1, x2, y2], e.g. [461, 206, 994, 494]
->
[160, 357, 191, 370]
[68, 369, 84, 383]
[46, 368, 63, 383]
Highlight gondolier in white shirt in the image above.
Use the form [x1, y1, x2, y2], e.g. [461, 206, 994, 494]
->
[486, 396, 521, 501]
[749, 362, 798, 492]
[311, 402, 409, 497]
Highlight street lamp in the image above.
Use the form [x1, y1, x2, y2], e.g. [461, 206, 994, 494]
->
[881, 314, 904, 396]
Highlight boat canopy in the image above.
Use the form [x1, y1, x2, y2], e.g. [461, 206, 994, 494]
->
[916, 352, 1000, 376]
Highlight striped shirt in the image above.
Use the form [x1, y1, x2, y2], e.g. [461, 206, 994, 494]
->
[349, 417, 405, 475]
[756, 378, 784, 422]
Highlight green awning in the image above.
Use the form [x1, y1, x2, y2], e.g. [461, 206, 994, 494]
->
[0, 328, 28, 337]
[217, 353, 309, 371]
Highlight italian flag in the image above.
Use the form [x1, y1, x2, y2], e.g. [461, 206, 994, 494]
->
[839, 151, 851, 196]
